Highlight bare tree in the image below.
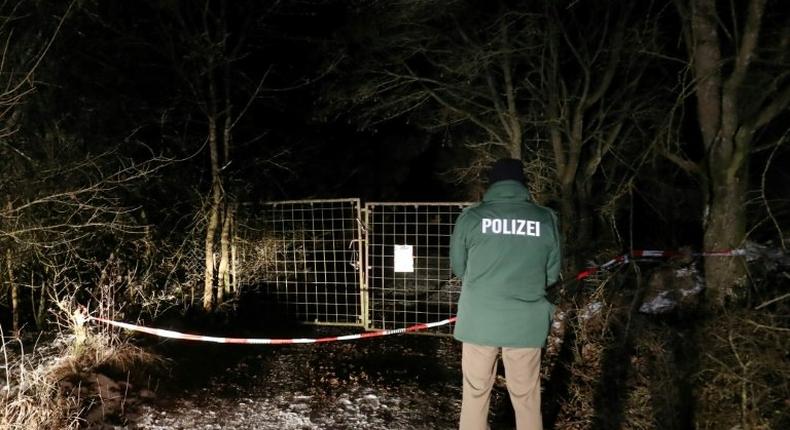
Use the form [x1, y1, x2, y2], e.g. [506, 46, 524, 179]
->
[0, 0, 177, 325]
[158, 0, 270, 311]
[321, 1, 529, 168]
[1, 141, 173, 326]
[525, 1, 666, 255]
[322, 0, 667, 263]
[669, 0, 790, 305]
[1, 0, 77, 331]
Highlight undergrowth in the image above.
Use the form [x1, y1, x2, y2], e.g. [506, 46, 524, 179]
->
[546, 260, 790, 430]
[694, 307, 790, 429]
[1, 302, 162, 429]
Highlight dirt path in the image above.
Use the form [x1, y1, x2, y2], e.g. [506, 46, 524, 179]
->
[127, 332, 495, 429]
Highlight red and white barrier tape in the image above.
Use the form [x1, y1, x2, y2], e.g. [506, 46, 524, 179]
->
[576, 248, 745, 280]
[88, 247, 745, 344]
[88, 315, 457, 345]
[632, 249, 746, 258]
[576, 255, 627, 280]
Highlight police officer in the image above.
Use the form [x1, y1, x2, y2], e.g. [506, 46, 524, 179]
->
[450, 158, 561, 430]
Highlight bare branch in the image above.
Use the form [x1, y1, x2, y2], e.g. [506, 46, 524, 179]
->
[499, 17, 520, 155]
[721, 0, 767, 141]
[661, 147, 704, 177]
[2, 0, 76, 99]
[759, 129, 788, 251]
[401, 63, 507, 145]
[751, 83, 790, 130]
[690, 0, 723, 149]
[585, 3, 629, 108]
[724, 0, 766, 94]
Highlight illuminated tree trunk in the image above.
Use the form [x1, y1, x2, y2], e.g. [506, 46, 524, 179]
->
[231, 219, 239, 294]
[201, 3, 236, 310]
[217, 206, 232, 303]
[217, 88, 234, 303]
[203, 111, 222, 311]
[34, 276, 48, 330]
[6, 248, 18, 333]
[203, 194, 221, 311]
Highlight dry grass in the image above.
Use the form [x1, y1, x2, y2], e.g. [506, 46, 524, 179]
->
[1, 327, 82, 430]
[1, 304, 162, 429]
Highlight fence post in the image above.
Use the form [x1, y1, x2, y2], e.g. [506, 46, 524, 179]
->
[359, 204, 370, 329]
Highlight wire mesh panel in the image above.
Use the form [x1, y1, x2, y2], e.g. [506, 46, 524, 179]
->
[365, 202, 472, 333]
[254, 199, 364, 326]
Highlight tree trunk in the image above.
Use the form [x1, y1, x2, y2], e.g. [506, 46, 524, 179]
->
[35, 278, 47, 330]
[701, 93, 751, 306]
[231, 226, 238, 294]
[575, 184, 593, 252]
[558, 182, 579, 272]
[203, 110, 222, 311]
[703, 167, 747, 306]
[203, 187, 221, 311]
[217, 205, 232, 302]
[687, 0, 765, 307]
[509, 140, 521, 160]
[218, 72, 233, 302]
[6, 248, 19, 333]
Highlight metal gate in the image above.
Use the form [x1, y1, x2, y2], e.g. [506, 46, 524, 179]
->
[252, 199, 470, 333]
[364, 202, 469, 333]
[251, 199, 365, 326]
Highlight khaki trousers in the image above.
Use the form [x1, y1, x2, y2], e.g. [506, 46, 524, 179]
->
[459, 343, 543, 430]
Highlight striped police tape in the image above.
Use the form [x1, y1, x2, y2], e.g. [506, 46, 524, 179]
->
[575, 248, 745, 280]
[88, 248, 745, 344]
[88, 315, 457, 344]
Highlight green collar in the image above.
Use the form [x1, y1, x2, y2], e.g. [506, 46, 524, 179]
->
[482, 180, 532, 202]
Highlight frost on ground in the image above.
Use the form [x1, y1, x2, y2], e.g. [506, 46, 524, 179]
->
[127, 332, 466, 430]
[135, 387, 426, 429]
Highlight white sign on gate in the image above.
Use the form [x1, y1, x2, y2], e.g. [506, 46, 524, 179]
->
[393, 244, 414, 272]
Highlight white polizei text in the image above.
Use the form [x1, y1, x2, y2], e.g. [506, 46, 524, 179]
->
[481, 218, 540, 236]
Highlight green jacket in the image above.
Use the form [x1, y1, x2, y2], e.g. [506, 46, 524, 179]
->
[450, 180, 561, 347]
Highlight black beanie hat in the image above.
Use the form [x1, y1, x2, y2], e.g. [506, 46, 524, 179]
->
[488, 158, 525, 184]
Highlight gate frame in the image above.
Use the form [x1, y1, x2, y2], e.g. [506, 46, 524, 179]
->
[362, 201, 471, 331]
[256, 198, 470, 331]
[259, 198, 366, 328]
